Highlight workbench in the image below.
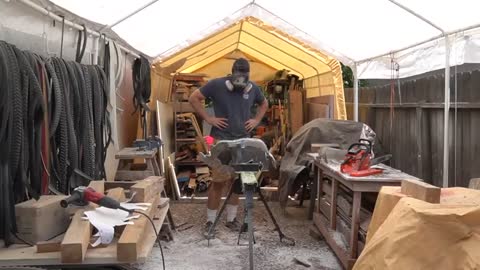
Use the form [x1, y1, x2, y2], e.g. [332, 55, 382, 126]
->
[0, 178, 170, 269]
[310, 158, 418, 270]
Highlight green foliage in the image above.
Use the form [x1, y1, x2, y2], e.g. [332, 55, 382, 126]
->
[341, 63, 367, 88]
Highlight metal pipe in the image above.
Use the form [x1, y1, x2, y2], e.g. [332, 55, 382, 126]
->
[17, 0, 141, 58]
[388, 0, 444, 33]
[357, 22, 480, 65]
[353, 64, 359, 121]
[92, 36, 99, 65]
[100, 0, 159, 31]
[443, 35, 451, 188]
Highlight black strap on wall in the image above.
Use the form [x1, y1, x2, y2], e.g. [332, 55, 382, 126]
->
[0, 40, 112, 246]
[132, 55, 151, 139]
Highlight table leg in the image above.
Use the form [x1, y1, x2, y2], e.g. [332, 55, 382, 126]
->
[308, 164, 318, 220]
[350, 191, 362, 259]
[330, 179, 338, 230]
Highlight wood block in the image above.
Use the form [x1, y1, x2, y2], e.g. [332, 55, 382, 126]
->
[104, 181, 138, 190]
[15, 195, 69, 244]
[158, 198, 170, 209]
[117, 197, 158, 262]
[106, 188, 126, 202]
[88, 180, 105, 194]
[401, 179, 440, 203]
[468, 178, 480, 190]
[60, 210, 92, 263]
[196, 166, 209, 174]
[36, 234, 64, 253]
[131, 176, 164, 203]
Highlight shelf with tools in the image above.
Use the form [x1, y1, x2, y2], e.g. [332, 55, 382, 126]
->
[172, 73, 212, 198]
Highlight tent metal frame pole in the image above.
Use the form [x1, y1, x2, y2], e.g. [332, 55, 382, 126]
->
[99, 0, 159, 31]
[353, 64, 359, 121]
[16, 0, 140, 58]
[443, 35, 451, 187]
[385, 0, 452, 187]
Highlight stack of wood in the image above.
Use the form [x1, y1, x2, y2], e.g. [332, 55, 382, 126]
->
[25, 177, 170, 264]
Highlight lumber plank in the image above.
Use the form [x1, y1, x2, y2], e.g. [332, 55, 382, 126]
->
[60, 180, 104, 263]
[131, 176, 164, 203]
[60, 211, 91, 263]
[401, 179, 440, 203]
[117, 197, 159, 262]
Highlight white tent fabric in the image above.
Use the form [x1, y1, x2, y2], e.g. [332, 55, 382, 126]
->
[42, 0, 480, 187]
[50, 0, 480, 79]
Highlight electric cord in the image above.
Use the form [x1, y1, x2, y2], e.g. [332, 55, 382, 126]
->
[131, 210, 166, 270]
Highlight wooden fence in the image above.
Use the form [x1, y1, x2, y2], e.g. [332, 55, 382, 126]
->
[344, 70, 480, 187]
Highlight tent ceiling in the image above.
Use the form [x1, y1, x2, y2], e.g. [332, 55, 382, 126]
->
[48, 0, 480, 78]
[156, 18, 335, 78]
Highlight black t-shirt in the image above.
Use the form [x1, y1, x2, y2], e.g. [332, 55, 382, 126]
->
[200, 77, 265, 140]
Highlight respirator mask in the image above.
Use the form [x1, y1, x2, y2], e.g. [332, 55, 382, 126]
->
[226, 58, 252, 94]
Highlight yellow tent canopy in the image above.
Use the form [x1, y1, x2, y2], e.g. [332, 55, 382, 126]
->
[153, 16, 346, 120]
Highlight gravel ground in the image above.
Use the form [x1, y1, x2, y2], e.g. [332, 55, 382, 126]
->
[137, 200, 342, 270]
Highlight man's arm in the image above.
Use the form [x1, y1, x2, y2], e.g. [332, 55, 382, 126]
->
[189, 89, 228, 129]
[245, 98, 268, 132]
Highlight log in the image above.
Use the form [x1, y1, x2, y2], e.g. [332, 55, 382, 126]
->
[401, 179, 440, 203]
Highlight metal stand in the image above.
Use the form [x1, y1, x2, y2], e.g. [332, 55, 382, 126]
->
[207, 172, 295, 270]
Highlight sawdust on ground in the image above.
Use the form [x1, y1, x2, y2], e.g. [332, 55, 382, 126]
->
[138, 200, 342, 270]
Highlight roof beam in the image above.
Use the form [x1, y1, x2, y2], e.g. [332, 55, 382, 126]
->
[388, 0, 444, 34]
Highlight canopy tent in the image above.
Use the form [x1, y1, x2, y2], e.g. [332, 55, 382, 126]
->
[153, 16, 347, 119]
[16, 0, 480, 187]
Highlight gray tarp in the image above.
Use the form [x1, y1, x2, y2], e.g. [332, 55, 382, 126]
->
[278, 119, 379, 207]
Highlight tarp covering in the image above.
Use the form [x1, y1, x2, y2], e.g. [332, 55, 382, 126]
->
[278, 119, 378, 207]
[356, 187, 480, 270]
[48, 0, 480, 78]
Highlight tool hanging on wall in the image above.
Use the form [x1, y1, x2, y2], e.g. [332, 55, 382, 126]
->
[0, 40, 112, 246]
[75, 24, 87, 63]
[132, 55, 152, 139]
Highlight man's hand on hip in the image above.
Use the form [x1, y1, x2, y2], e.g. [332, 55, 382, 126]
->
[245, 119, 259, 132]
[207, 116, 228, 129]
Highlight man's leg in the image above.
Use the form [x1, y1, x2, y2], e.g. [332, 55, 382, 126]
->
[206, 181, 225, 223]
[225, 178, 242, 230]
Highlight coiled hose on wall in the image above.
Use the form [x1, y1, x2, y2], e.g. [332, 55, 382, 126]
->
[0, 40, 111, 246]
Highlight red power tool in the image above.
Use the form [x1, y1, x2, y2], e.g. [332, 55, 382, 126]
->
[60, 186, 130, 212]
[340, 140, 392, 177]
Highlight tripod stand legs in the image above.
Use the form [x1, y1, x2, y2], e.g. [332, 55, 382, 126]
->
[207, 182, 235, 246]
[258, 187, 296, 246]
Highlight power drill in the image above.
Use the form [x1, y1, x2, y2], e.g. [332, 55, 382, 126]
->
[60, 186, 131, 212]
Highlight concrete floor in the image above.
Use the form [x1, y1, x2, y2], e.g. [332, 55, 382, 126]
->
[137, 200, 342, 270]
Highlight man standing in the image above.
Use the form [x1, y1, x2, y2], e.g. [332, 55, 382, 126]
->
[189, 58, 268, 237]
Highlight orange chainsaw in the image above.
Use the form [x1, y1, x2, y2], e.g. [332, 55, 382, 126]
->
[340, 140, 392, 177]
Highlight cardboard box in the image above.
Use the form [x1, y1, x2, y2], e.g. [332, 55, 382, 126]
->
[15, 195, 69, 243]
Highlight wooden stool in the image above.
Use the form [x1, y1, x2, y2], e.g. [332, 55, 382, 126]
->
[115, 147, 161, 181]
